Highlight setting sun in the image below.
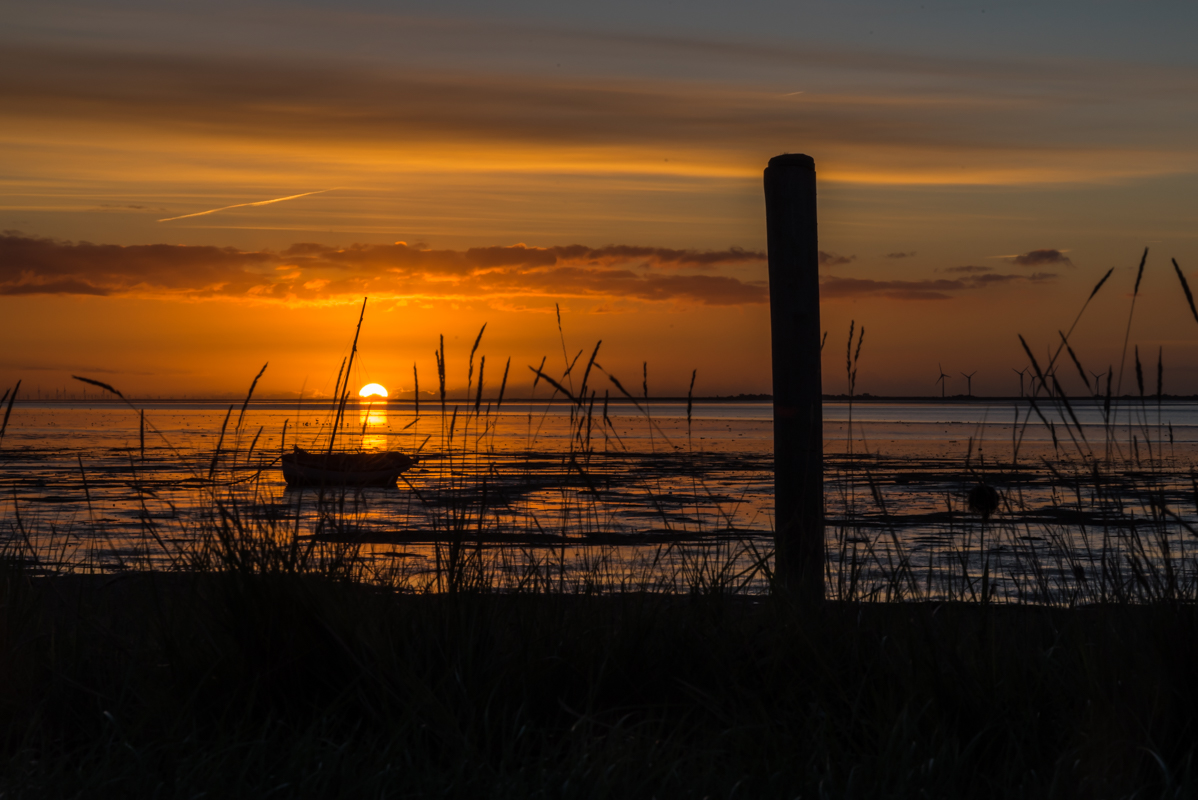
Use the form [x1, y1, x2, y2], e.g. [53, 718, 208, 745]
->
[358, 383, 388, 398]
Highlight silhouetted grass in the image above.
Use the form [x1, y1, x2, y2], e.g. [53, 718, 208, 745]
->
[5, 255, 1198, 795]
[4, 563, 1198, 798]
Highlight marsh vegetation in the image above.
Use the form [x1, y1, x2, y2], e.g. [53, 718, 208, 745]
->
[5, 257, 1198, 796]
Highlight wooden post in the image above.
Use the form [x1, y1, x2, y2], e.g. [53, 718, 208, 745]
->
[764, 153, 824, 600]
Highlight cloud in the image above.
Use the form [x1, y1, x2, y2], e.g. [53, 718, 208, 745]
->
[551, 245, 764, 268]
[0, 234, 765, 306]
[821, 277, 962, 301]
[971, 272, 1056, 286]
[0, 279, 110, 296]
[5, 38, 1193, 188]
[821, 271, 1055, 300]
[886, 251, 916, 259]
[479, 267, 767, 305]
[467, 244, 559, 269]
[1009, 249, 1073, 267]
[0, 235, 275, 295]
[2, 233, 1060, 306]
[818, 251, 855, 267]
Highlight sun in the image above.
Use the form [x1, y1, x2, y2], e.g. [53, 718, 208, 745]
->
[358, 383, 388, 399]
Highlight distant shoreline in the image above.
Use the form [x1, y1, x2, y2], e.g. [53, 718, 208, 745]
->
[12, 395, 1198, 405]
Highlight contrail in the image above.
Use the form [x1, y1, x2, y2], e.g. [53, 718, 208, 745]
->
[157, 189, 336, 222]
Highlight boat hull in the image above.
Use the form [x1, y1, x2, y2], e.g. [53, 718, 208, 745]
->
[281, 449, 416, 487]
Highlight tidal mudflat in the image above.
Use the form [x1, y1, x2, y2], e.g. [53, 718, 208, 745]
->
[4, 398, 1198, 601]
[5, 398, 1198, 797]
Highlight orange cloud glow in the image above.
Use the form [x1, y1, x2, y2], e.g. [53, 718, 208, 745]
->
[3, 10, 1197, 398]
[5, 40, 1197, 191]
[0, 234, 767, 305]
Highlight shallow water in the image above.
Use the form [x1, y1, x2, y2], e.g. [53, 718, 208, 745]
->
[3, 398, 1198, 600]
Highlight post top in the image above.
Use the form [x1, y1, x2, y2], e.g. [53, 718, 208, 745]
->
[767, 153, 815, 170]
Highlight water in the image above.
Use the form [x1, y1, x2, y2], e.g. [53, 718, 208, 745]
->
[4, 398, 1198, 599]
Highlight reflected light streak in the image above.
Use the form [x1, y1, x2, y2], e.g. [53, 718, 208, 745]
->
[358, 404, 388, 451]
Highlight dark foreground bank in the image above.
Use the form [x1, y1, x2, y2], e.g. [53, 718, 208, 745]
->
[3, 570, 1197, 799]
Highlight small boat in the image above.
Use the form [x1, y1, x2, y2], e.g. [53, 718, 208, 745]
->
[281, 446, 416, 487]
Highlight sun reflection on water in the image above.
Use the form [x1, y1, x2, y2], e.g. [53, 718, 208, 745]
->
[357, 403, 388, 450]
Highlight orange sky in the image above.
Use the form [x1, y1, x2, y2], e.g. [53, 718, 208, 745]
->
[4, 2, 1198, 398]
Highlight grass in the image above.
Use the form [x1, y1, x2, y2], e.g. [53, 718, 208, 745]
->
[5, 568, 1198, 797]
[5, 257, 1198, 795]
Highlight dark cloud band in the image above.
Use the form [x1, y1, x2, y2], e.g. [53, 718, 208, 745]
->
[821, 272, 1055, 300]
[0, 234, 765, 305]
[0, 234, 1058, 306]
[1010, 249, 1073, 267]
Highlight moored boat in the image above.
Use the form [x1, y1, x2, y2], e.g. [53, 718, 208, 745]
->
[281, 446, 416, 487]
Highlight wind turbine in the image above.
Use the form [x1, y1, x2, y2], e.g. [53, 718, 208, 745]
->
[1011, 367, 1028, 398]
[936, 364, 950, 399]
[1089, 370, 1107, 398]
[961, 371, 977, 398]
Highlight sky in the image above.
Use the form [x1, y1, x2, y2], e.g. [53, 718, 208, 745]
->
[3, 0, 1198, 399]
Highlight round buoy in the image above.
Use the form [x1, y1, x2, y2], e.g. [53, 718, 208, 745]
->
[968, 483, 1000, 521]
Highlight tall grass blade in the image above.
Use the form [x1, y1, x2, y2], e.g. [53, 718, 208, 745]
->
[1059, 331, 1091, 393]
[328, 298, 367, 453]
[1117, 248, 1149, 395]
[1173, 258, 1198, 325]
[845, 320, 855, 379]
[1053, 377, 1089, 448]
[468, 323, 486, 397]
[1044, 266, 1116, 378]
[71, 375, 124, 399]
[687, 369, 697, 434]
[555, 303, 573, 393]
[1157, 347, 1164, 398]
[1135, 345, 1145, 397]
[1027, 395, 1058, 450]
[247, 425, 264, 461]
[531, 356, 546, 393]
[1018, 336, 1046, 389]
[360, 403, 372, 442]
[563, 349, 584, 382]
[1089, 266, 1116, 300]
[528, 366, 576, 404]
[1104, 363, 1113, 419]
[437, 335, 447, 414]
[601, 388, 626, 448]
[474, 356, 485, 414]
[496, 357, 510, 411]
[236, 362, 269, 430]
[601, 368, 645, 414]
[852, 326, 865, 391]
[577, 341, 602, 406]
[331, 357, 347, 410]
[0, 380, 19, 446]
[209, 405, 233, 481]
